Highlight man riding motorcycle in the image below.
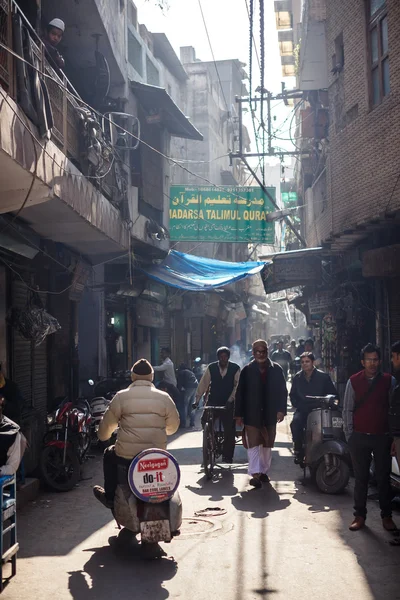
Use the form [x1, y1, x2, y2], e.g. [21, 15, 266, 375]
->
[289, 352, 338, 462]
[93, 358, 180, 509]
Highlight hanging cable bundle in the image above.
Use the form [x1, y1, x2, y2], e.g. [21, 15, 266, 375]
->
[8, 290, 61, 347]
[259, 0, 265, 183]
[248, 0, 253, 110]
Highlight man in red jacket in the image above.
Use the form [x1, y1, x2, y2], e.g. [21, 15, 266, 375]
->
[343, 343, 396, 531]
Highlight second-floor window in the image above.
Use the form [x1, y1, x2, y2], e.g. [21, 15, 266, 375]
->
[369, 0, 389, 107]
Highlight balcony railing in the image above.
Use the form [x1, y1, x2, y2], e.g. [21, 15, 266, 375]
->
[0, 0, 12, 91]
[1, 1, 82, 163]
[0, 0, 127, 210]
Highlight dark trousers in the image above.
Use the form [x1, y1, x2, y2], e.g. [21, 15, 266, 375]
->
[182, 388, 196, 427]
[290, 410, 308, 452]
[348, 431, 392, 519]
[103, 445, 132, 502]
[221, 403, 236, 461]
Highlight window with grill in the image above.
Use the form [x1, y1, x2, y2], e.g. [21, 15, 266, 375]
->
[128, 29, 142, 75]
[368, 0, 389, 107]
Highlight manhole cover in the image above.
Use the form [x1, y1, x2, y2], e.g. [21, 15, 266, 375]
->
[194, 507, 227, 517]
[179, 518, 216, 535]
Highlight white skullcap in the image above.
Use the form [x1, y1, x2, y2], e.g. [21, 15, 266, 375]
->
[49, 18, 65, 32]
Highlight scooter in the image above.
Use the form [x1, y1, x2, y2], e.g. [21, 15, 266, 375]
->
[112, 448, 182, 558]
[370, 451, 400, 493]
[298, 395, 350, 494]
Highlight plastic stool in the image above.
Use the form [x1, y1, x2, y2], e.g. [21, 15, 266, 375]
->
[0, 475, 18, 592]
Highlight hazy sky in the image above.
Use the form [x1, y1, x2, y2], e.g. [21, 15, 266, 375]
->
[135, 0, 295, 174]
[136, 0, 284, 92]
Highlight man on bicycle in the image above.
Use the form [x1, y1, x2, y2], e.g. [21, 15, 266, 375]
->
[194, 347, 240, 463]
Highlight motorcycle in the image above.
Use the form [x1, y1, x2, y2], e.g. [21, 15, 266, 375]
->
[87, 379, 117, 449]
[298, 394, 350, 494]
[112, 448, 182, 558]
[40, 397, 92, 491]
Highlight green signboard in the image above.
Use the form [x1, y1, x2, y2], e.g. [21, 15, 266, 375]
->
[169, 185, 276, 242]
[281, 191, 298, 206]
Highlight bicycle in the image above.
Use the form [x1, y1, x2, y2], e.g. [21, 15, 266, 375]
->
[201, 406, 226, 479]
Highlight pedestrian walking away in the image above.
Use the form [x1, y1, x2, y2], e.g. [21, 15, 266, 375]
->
[177, 364, 198, 428]
[271, 340, 292, 381]
[343, 343, 397, 532]
[296, 339, 305, 357]
[235, 339, 287, 488]
[290, 352, 338, 463]
[194, 346, 240, 463]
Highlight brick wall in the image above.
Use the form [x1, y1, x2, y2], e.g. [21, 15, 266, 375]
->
[307, 0, 400, 246]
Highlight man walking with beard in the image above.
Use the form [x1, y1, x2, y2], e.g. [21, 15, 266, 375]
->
[235, 339, 287, 488]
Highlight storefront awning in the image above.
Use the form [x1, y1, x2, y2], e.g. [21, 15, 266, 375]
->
[130, 81, 203, 141]
[142, 250, 267, 292]
[261, 247, 324, 294]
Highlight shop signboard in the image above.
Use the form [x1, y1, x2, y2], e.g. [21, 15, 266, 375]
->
[261, 254, 322, 294]
[128, 449, 180, 503]
[204, 294, 220, 318]
[136, 299, 165, 328]
[169, 185, 276, 242]
[362, 244, 400, 278]
[281, 191, 298, 206]
[308, 291, 332, 317]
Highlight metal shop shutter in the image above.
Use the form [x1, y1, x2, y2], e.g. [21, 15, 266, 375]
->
[389, 278, 400, 344]
[158, 311, 171, 351]
[11, 280, 48, 413]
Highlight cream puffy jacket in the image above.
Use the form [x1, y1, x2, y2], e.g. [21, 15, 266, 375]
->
[98, 380, 180, 459]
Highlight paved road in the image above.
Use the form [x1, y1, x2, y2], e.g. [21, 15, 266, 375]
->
[5, 414, 400, 600]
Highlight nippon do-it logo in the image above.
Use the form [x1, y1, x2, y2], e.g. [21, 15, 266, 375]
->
[138, 458, 168, 472]
[128, 449, 180, 503]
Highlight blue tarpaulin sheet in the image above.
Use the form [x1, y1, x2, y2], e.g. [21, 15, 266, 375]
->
[143, 250, 267, 291]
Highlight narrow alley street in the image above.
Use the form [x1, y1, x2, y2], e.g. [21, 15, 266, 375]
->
[6, 411, 400, 600]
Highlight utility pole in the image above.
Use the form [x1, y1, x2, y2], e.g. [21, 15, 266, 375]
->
[231, 91, 307, 248]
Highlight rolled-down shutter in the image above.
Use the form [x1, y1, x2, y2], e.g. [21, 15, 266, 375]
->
[11, 280, 33, 404]
[158, 309, 171, 351]
[11, 281, 48, 413]
[389, 278, 400, 344]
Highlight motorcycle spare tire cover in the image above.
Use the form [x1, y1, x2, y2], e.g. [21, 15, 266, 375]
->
[128, 448, 180, 504]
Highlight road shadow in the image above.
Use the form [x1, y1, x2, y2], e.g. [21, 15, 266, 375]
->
[17, 456, 114, 557]
[68, 541, 177, 600]
[169, 444, 248, 466]
[186, 470, 239, 500]
[293, 469, 400, 599]
[231, 484, 290, 519]
[292, 475, 353, 513]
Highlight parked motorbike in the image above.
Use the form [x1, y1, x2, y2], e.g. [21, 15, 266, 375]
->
[298, 394, 350, 494]
[113, 448, 182, 558]
[40, 397, 92, 491]
[87, 379, 119, 449]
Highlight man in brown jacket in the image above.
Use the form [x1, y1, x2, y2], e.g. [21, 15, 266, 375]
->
[93, 358, 180, 509]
